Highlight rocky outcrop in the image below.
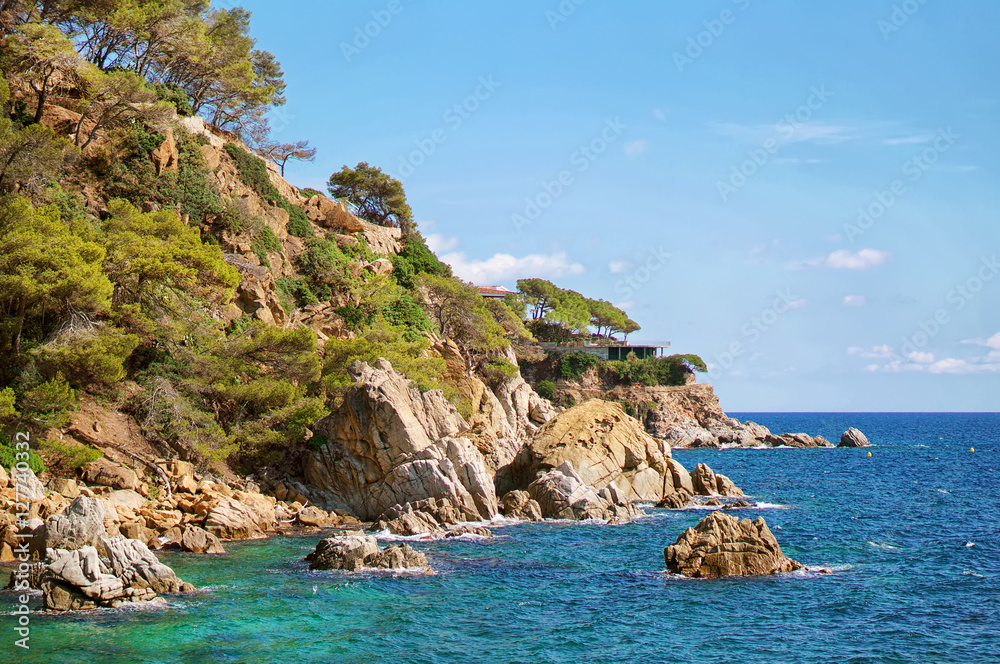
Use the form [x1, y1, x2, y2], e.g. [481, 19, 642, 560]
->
[376, 497, 481, 536]
[41, 537, 194, 611]
[663, 511, 802, 577]
[690, 464, 744, 497]
[839, 428, 870, 447]
[204, 493, 275, 540]
[499, 490, 543, 521]
[45, 496, 107, 553]
[306, 531, 428, 571]
[82, 458, 141, 491]
[305, 359, 497, 526]
[179, 524, 226, 554]
[526, 461, 643, 522]
[151, 128, 178, 176]
[503, 400, 671, 503]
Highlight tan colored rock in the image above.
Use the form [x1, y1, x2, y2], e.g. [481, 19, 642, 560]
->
[664, 511, 802, 577]
[83, 458, 141, 491]
[151, 128, 178, 175]
[305, 359, 496, 522]
[690, 463, 716, 496]
[201, 144, 221, 170]
[508, 399, 670, 503]
[179, 524, 226, 554]
[204, 493, 274, 540]
[360, 222, 402, 255]
[45, 496, 107, 552]
[839, 428, 870, 447]
[365, 258, 393, 276]
[48, 478, 80, 499]
[499, 490, 543, 521]
[715, 473, 744, 497]
[296, 506, 333, 528]
[0, 464, 7, 489]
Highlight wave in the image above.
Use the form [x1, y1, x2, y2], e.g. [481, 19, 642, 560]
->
[867, 541, 899, 550]
[965, 541, 976, 548]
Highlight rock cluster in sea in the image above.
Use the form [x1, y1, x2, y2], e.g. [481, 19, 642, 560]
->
[664, 511, 802, 577]
[306, 531, 428, 571]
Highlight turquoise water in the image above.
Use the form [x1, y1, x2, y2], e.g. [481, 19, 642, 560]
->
[4, 413, 999, 663]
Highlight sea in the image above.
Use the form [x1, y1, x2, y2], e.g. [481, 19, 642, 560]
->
[5, 413, 999, 663]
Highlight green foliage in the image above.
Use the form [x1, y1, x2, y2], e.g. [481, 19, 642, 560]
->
[516, 277, 640, 339]
[224, 143, 311, 237]
[0, 119, 77, 197]
[39, 437, 103, 468]
[535, 379, 556, 401]
[249, 226, 281, 269]
[558, 351, 600, 380]
[604, 354, 707, 387]
[328, 162, 413, 233]
[275, 276, 318, 313]
[381, 293, 431, 336]
[19, 375, 77, 428]
[299, 188, 323, 199]
[0, 434, 46, 475]
[151, 82, 193, 116]
[479, 358, 518, 386]
[322, 321, 450, 398]
[391, 232, 452, 290]
[31, 325, 140, 388]
[164, 130, 224, 222]
[0, 196, 112, 356]
[418, 274, 512, 372]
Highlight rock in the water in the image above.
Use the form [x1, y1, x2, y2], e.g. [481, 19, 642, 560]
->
[305, 359, 497, 523]
[507, 399, 671, 503]
[295, 506, 334, 528]
[663, 511, 802, 577]
[656, 488, 693, 509]
[306, 531, 427, 571]
[179, 525, 226, 554]
[499, 490, 543, 521]
[773, 433, 833, 448]
[445, 525, 491, 538]
[715, 473, 744, 497]
[839, 428, 870, 447]
[102, 535, 195, 593]
[526, 461, 643, 521]
[377, 497, 480, 536]
[45, 496, 107, 552]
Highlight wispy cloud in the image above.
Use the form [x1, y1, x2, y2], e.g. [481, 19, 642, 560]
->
[797, 248, 893, 271]
[961, 332, 1000, 349]
[624, 139, 650, 157]
[843, 295, 867, 307]
[852, 341, 1000, 375]
[881, 135, 934, 146]
[708, 120, 863, 145]
[608, 259, 630, 274]
[441, 250, 585, 283]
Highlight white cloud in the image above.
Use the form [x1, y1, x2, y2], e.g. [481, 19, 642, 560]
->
[786, 298, 808, 309]
[624, 139, 649, 157]
[441, 250, 585, 283]
[908, 351, 934, 364]
[843, 295, 867, 307]
[848, 345, 895, 359]
[608, 260, 630, 274]
[881, 135, 934, 146]
[799, 248, 892, 271]
[961, 332, 1000, 349]
[425, 233, 460, 253]
[708, 121, 862, 145]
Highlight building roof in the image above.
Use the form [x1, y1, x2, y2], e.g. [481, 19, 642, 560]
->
[477, 285, 515, 298]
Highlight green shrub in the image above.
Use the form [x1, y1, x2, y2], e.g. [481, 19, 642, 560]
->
[604, 354, 707, 387]
[558, 351, 601, 380]
[391, 233, 451, 289]
[39, 437, 103, 468]
[151, 82, 193, 116]
[381, 293, 431, 335]
[275, 276, 318, 312]
[536, 379, 556, 401]
[299, 188, 323, 199]
[18, 375, 78, 428]
[0, 434, 46, 475]
[31, 326, 140, 388]
[479, 358, 518, 386]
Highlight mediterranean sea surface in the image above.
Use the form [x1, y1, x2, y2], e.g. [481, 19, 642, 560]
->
[6, 413, 999, 663]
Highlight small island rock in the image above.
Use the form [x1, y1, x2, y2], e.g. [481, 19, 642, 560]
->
[838, 428, 871, 447]
[664, 511, 802, 577]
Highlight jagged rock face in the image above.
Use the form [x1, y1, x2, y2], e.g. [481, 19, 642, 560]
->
[45, 496, 107, 552]
[499, 490, 543, 521]
[839, 428, 870, 447]
[434, 340, 557, 474]
[306, 531, 427, 571]
[526, 461, 644, 522]
[377, 497, 482, 536]
[305, 359, 498, 522]
[504, 399, 670, 503]
[83, 458, 141, 491]
[664, 511, 802, 577]
[204, 492, 275, 540]
[42, 537, 194, 611]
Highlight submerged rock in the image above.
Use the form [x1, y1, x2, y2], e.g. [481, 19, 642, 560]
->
[306, 531, 427, 571]
[839, 428, 870, 447]
[663, 511, 802, 577]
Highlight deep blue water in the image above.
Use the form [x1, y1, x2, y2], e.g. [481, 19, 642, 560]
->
[4, 413, 999, 663]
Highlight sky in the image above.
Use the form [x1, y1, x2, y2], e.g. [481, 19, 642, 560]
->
[234, 0, 999, 412]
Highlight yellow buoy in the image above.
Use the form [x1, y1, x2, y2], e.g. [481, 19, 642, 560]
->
[866, 452, 872, 457]
[970, 447, 975, 453]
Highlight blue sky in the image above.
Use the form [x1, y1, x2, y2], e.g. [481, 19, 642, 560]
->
[236, 0, 999, 412]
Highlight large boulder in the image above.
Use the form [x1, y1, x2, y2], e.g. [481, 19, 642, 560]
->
[505, 399, 671, 503]
[204, 492, 275, 540]
[11, 466, 45, 500]
[306, 531, 428, 571]
[305, 359, 497, 523]
[102, 535, 194, 594]
[839, 428, 870, 447]
[179, 525, 226, 554]
[45, 496, 107, 552]
[526, 461, 643, 522]
[82, 458, 141, 491]
[499, 490, 543, 521]
[664, 511, 802, 577]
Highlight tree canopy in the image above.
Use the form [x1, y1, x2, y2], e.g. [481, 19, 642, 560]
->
[328, 162, 413, 234]
[515, 278, 639, 339]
